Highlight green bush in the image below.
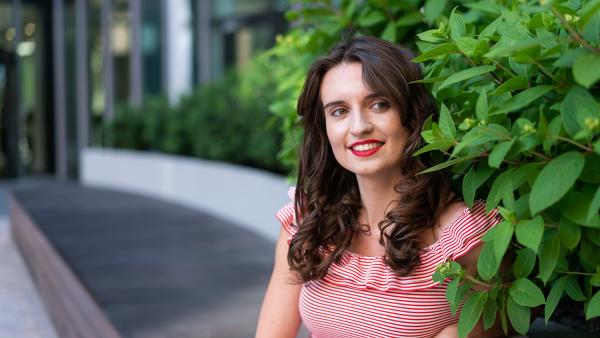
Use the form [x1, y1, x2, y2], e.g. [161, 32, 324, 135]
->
[419, 2, 600, 335]
[105, 56, 285, 174]
[264, 0, 600, 336]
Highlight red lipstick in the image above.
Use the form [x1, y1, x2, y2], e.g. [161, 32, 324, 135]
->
[349, 139, 384, 157]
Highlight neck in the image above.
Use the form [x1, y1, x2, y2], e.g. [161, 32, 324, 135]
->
[356, 171, 403, 230]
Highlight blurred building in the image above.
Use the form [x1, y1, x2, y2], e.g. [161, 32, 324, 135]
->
[0, 0, 287, 180]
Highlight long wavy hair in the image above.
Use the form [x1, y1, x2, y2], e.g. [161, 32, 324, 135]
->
[288, 36, 459, 282]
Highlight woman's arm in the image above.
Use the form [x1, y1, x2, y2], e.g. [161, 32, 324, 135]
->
[255, 229, 303, 338]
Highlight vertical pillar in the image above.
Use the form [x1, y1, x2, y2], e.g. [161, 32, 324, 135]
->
[195, 0, 211, 84]
[160, 0, 170, 102]
[52, 0, 67, 180]
[75, 0, 89, 155]
[100, 0, 114, 120]
[162, 0, 192, 105]
[129, 0, 142, 106]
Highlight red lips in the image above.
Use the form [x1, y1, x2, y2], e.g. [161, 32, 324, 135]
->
[349, 139, 384, 157]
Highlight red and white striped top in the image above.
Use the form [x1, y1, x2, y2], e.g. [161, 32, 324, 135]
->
[276, 188, 501, 338]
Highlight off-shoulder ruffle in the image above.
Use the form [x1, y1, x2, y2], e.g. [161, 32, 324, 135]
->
[275, 187, 297, 243]
[275, 188, 501, 291]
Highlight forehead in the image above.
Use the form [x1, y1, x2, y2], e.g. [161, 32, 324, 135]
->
[320, 62, 372, 103]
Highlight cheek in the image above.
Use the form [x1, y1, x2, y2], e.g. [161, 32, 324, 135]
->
[325, 122, 348, 162]
[325, 122, 344, 148]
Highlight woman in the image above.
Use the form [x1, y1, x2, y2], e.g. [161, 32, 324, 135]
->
[256, 36, 505, 338]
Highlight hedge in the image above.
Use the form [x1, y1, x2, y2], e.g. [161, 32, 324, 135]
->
[263, 0, 600, 336]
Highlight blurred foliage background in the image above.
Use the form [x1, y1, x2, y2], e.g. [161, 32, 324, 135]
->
[105, 55, 285, 174]
[106, 0, 600, 336]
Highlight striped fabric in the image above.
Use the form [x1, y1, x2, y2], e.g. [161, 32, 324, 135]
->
[276, 188, 501, 338]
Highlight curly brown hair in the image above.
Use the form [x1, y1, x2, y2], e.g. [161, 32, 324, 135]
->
[288, 36, 460, 282]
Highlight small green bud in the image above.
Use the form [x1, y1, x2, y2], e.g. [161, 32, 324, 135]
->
[438, 22, 446, 34]
[584, 117, 600, 131]
[521, 123, 536, 133]
[564, 14, 580, 23]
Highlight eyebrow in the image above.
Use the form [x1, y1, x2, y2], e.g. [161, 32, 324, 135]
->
[322, 92, 387, 111]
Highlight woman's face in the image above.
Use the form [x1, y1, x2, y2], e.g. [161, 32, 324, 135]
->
[320, 62, 410, 179]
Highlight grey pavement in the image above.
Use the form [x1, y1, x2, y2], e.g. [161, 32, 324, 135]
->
[0, 179, 58, 338]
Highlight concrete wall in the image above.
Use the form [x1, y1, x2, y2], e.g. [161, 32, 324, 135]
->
[80, 148, 291, 241]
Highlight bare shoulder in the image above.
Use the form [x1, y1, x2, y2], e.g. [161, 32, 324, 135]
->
[436, 199, 468, 233]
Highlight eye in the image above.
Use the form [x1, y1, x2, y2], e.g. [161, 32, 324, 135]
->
[330, 108, 347, 117]
[371, 101, 390, 111]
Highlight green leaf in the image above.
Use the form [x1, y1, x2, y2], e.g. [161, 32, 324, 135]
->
[413, 139, 455, 156]
[462, 164, 495, 208]
[507, 296, 530, 336]
[451, 281, 473, 316]
[452, 124, 509, 157]
[449, 8, 466, 41]
[583, 11, 600, 46]
[396, 11, 423, 27]
[499, 295, 508, 335]
[486, 163, 539, 214]
[480, 16, 502, 37]
[488, 140, 514, 169]
[439, 103, 456, 139]
[418, 155, 477, 174]
[358, 10, 386, 26]
[439, 65, 496, 89]
[515, 215, 544, 253]
[558, 217, 581, 251]
[559, 190, 600, 228]
[591, 268, 600, 287]
[424, 0, 448, 24]
[580, 0, 600, 28]
[455, 37, 478, 56]
[554, 48, 586, 68]
[560, 86, 600, 138]
[509, 278, 546, 307]
[478, 241, 500, 281]
[381, 21, 397, 42]
[513, 248, 536, 279]
[538, 235, 560, 285]
[458, 291, 486, 338]
[581, 154, 600, 184]
[491, 76, 528, 96]
[545, 276, 567, 324]
[565, 276, 586, 301]
[492, 86, 553, 115]
[446, 278, 460, 308]
[472, 39, 490, 57]
[589, 186, 600, 223]
[417, 29, 445, 43]
[586, 291, 600, 320]
[413, 43, 460, 63]
[573, 52, 600, 88]
[529, 151, 585, 215]
[584, 228, 600, 247]
[482, 296, 498, 330]
[543, 116, 561, 154]
[476, 89, 488, 122]
[494, 220, 514, 261]
[485, 37, 544, 59]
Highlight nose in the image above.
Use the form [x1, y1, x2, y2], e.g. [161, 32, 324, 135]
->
[350, 109, 374, 136]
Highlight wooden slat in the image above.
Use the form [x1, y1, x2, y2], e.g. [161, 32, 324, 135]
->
[9, 195, 121, 338]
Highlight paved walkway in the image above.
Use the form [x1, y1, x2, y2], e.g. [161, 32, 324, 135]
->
[0, 179, 57, 338]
